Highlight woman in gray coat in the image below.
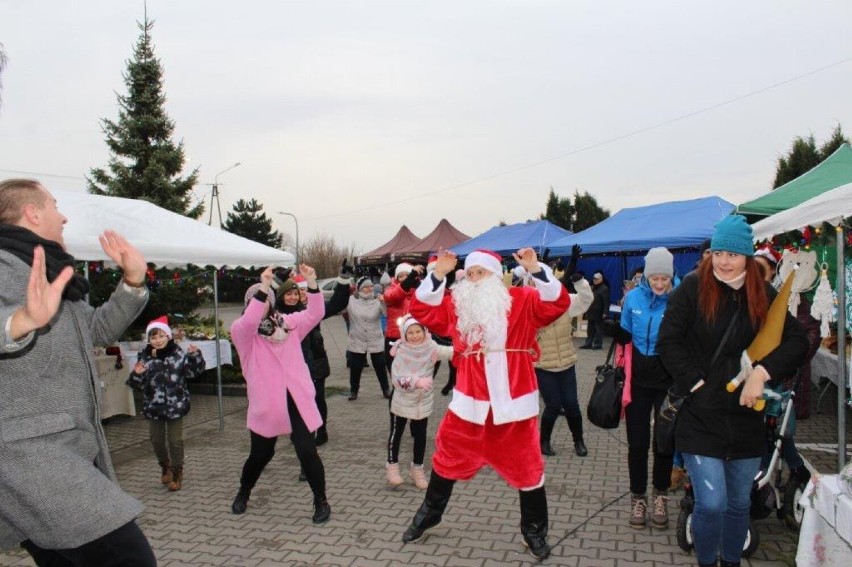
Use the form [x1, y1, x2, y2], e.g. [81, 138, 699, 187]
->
[346, 276, 390, 400]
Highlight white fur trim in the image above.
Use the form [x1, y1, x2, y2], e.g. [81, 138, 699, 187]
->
[146, 322, 172, 338]
[395, 263, 414, 277]
[415, 276, 446, 305]
[464, 251, 502, 276]
[531, 264, 561, 302]
[519, 474, 546, 491]
[448, 390, 492, 425]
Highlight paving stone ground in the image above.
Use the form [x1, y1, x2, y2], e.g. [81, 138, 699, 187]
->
[2, 314, 849, 566]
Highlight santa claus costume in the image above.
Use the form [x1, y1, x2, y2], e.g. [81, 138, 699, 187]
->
[401, 249, 569, 560]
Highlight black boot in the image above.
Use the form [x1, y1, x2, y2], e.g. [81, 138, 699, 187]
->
[540, 415, 557, 457]
[698, 562, 718, 567]
[566, 412, 587, 457]
[719, 561, 739, 567]
[402, 470, 456, 543]
[519, 487, 551, 560]
[312, 495, 331, 524]
[316, 425, 329, 446]
[231, 486, 251, 514]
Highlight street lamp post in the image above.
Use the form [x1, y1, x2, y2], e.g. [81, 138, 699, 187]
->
[277, 211, 299, 264]
[207, 162, 241, 227]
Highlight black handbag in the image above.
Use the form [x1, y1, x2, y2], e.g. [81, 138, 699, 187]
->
[586, 341, 626, 429]
[654, 310, 739, 456]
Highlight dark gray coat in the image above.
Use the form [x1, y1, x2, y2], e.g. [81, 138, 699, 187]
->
[0, 251, 148, 549]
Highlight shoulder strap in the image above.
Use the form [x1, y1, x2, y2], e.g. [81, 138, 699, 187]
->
[710, 306, 740, 367]
[603, 338, 617, 365]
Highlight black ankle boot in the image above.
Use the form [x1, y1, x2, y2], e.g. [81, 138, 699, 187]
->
[231, 486, 251, 514]
[540, 415, 557, 457]
[574, 437, 588, 457]
[519, 487, 551, 560]
[402, 471, 455, 543]
[312, 497, 331, 524]
[719, 561, 739, 567]
[315, 425, 329, 446]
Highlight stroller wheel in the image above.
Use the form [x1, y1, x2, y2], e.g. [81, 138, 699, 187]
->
[743, 520, 760, 558]
[675, 507, 694, 552]
[783, 477, 808, 530]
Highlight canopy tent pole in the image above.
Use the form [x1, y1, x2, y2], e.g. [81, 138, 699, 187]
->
[213, 268, 224, 432]
[837, 225, 847, 471]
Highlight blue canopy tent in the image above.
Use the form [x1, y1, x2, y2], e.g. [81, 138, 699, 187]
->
[450, 219, 572, 258]
[547, 196, 736, 305]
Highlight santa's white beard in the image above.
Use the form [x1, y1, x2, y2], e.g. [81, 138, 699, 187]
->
[452, 275, 512, 347]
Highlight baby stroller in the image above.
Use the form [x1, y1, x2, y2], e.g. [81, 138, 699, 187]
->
[675, 386, 808, 558]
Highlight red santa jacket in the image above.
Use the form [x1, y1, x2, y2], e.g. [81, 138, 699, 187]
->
[383, 279, 415, 340]
[411, 270, 569, 425]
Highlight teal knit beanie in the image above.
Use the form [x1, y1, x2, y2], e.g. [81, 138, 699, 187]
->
[710, 215, 754, 257]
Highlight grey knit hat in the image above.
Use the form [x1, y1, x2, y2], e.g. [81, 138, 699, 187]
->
[644, 247, 674, 278]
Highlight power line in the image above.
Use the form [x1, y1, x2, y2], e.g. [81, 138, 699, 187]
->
[307, 56, 852, 222]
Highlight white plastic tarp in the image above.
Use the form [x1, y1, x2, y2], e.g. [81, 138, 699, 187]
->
[751, 182, 852, 241]
[53, 189, 294, 268]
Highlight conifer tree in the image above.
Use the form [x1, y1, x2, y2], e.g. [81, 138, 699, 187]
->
[87, 14, 201, 218]
[222, 198, 284, 249]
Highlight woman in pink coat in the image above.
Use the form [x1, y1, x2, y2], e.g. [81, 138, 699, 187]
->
[229, 264, 330, 524]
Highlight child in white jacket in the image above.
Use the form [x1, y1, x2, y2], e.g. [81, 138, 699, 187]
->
[386, 316, 453, 489]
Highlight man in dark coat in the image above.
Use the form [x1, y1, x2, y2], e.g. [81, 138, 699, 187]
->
[581, 272, 609, 350]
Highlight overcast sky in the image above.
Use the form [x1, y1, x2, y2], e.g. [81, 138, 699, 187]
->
[2, 1, 851, 255]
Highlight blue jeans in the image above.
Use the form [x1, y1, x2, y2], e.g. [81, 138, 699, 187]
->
[683, 453, 761, 564]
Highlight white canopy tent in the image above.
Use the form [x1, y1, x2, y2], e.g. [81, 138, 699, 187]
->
[54, 189, 295, 430]
[752, 183, 850, 471]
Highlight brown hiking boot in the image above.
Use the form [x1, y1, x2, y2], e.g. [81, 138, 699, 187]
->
[651, 490, 669, 528]
[629, 494, 647, 529]
[159, 461, 172, 485]
[168, 467, 183, 491]
[669, 466, 687, 492]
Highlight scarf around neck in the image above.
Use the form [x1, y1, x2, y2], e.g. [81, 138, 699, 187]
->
[391, 335, 438, 383]
[0, 223, 90, 301]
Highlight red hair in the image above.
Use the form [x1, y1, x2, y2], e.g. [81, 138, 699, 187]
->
[697, 258, 768, 329]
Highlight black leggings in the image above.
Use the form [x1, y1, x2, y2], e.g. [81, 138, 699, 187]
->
[348, 351, 389, 394]
[625, 383, 673, 494]
[313, 376, 327, 426]
[387, 413, 428, 465]
[22, 520, 156, 567]
[239, 394, 326, 500]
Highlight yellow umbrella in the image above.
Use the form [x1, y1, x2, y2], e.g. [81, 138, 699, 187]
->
[726, 267, 797, 411]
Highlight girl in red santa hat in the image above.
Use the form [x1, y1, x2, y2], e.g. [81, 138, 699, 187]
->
[127, 316, 206, 491]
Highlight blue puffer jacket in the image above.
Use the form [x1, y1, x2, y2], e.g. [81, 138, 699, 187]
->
[620, 276, 679, 356]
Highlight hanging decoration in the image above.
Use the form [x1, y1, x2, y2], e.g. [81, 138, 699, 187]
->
[811, 262, 837, 338]
[776, 248, 818, 316]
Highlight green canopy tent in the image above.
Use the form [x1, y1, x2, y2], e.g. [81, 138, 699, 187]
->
[737, 143, 852, 218]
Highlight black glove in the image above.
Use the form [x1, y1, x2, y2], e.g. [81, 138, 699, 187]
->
[339, 258, 354, 278]
[445, 268, 456, 288]
[400, 268, 420, 292]
[571, 244, 582, 264]
[273, 267, 292, 284]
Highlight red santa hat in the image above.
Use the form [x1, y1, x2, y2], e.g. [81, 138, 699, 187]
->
[146, 316, 172, 339]
[464, 249, 502, 276]
[754, 245, 781, 265]
[427, 255, 438, 272]
[293, 274, 308, 289]
[395, 263, 414, 278]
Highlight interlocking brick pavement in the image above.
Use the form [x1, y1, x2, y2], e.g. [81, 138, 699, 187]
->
[2, 314, 849, 566]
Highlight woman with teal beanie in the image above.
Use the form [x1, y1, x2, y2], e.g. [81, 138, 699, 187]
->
[657, 215, 807, 567]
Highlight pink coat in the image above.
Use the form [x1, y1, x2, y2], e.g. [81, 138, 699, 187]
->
[230, 291, 325, 437]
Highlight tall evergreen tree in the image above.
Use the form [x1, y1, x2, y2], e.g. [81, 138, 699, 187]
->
[222, 198, 284, 248]
[572, 190, 610, 232]
[540, 187, 574, 230]
[87, 14, 201, 218]
[772, 125, 849, 190]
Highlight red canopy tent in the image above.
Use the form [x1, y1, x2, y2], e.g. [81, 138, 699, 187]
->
[356, 225, 421, 266]
[391, 219, 470, 263]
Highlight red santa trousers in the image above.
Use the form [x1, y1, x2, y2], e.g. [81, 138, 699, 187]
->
[431, 410, 544, 490]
